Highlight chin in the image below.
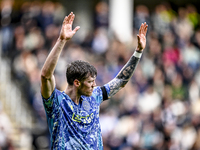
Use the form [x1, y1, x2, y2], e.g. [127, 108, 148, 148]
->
[85, 92, 93, 97]
[87, 94, 93, 97]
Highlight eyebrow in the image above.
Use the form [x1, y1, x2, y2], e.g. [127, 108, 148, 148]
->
[87, 77, 96, 82]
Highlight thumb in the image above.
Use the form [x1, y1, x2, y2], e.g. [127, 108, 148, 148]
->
[137, 34, 140, 42]
[73, 26, 80, 33]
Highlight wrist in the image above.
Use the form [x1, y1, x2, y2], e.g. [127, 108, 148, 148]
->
[133, 50, 143, 58]
[57, 38, 68, 44]
[135, 47, 143, 53]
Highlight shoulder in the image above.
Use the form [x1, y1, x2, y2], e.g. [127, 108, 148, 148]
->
[93, 84, 110, 93]
[42, 88, 65, 106]
[91, 84, 110, 103]
[93, 84, 110, 96]
[55, 88, 63, 97]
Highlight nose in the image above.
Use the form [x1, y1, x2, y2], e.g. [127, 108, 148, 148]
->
[93, 81, 96, 87]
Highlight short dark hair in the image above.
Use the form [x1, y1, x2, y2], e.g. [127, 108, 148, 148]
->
[66, 60, 97, 85]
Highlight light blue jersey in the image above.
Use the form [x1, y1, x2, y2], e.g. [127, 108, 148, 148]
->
[42, 84, 110, 150]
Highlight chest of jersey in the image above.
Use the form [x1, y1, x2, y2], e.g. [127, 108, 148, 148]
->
[60, 95, 100, 130]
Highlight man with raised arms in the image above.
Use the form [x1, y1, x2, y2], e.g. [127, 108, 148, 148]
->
[41, 12, 148, 149]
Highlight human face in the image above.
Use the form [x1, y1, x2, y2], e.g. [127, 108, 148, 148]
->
[78, 76, 96, 96]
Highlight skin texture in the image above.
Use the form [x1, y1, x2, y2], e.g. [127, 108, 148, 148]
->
[107, 56, 140, 97]
[77, 76, 97, 97]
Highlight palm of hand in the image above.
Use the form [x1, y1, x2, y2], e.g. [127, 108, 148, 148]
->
[61, 24, 75, 40]
[59, 12, 80, 41]
[137, 22, 148, 51]
[138, 34, 146, 50]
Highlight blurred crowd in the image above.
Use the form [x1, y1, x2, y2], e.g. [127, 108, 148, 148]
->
[1, 0, 200, 150]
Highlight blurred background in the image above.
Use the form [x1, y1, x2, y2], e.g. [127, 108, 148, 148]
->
[0, 0, 200, 149]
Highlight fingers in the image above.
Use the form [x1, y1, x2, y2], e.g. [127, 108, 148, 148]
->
[139, 22, 148, 36]
[63, 12, 74, 25]
[67, 12, 75, 25]
[139, 24, 142, 35]
[67, 12, 73, 23]
[70, 14, 75, 25]
[144, 23, 148, 36]
[137, 34, 140, 39]
[73, 26, 80, 33]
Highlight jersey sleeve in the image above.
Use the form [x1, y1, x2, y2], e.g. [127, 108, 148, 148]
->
[41, 88, 60, 117]
[93, 84, 110, 104]
[103, 83, 110, 100]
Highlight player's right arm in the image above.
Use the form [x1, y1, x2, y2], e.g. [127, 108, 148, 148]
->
[41, 12, 80, 99]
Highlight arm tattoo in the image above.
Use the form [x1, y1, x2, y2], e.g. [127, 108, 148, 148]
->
[108, 55, 140, 97]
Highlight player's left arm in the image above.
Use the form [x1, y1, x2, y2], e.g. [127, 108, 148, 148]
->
[107, 22, 148, 98]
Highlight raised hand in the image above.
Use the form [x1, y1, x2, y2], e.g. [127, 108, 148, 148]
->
[59, 12, 80, 41]
[136, 22, 148, 52]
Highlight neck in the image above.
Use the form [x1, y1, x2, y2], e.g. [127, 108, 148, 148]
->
[64, 85, 81, 105]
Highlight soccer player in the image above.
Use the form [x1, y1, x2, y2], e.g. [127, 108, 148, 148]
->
[41, 12, 148, 149]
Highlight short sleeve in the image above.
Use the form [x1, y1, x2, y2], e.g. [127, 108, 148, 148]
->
[103, 84, 110, 100]
[42, 88, 58, 116]
[92, 84, 110, 104]
[100, 84, 110, 101]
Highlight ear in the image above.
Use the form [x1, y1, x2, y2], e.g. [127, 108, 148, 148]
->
[74, 79, 81, 87]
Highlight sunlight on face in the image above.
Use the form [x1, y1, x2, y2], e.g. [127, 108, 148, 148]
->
[78, 76, 96, 96]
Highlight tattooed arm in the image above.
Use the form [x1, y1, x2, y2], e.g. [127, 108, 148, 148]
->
[107, 22, 148, 98]
[107, 55, 140, 97]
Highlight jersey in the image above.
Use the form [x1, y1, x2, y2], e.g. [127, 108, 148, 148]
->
[42, 84, 110, 150]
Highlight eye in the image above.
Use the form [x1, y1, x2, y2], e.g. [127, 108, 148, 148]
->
[88, 80, 94, 83]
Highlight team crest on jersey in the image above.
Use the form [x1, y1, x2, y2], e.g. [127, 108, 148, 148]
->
[82, 100, 91, 111]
